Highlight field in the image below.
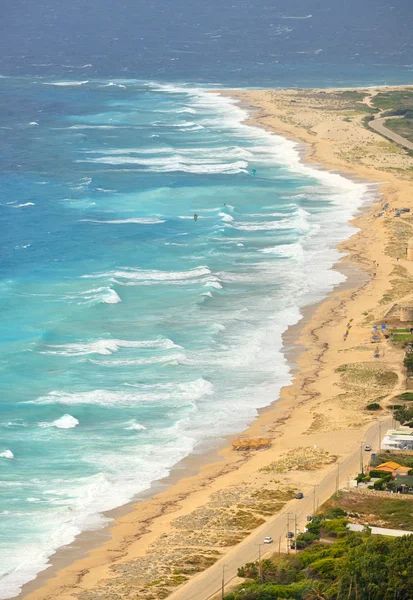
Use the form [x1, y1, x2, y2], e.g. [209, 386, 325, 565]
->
[322, 490, 413, 530]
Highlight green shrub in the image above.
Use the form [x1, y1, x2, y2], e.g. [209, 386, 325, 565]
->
[323, 507, 347, 518]
[395, 392, 413, 402]
[320, 518, 348, 538]
[366, 402, 381, 411]
[370, 469, 388, 478]
[307, 557, 338, 579]
[295, 532, 319, 549]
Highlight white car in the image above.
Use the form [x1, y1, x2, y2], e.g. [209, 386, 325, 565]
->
[263, 536, 273, 544]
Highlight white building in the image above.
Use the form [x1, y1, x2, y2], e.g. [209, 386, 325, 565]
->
[381, 428, 413, 451]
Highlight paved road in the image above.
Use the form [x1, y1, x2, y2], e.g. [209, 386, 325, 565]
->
[369, 117, 413, 151]
[347, 523, 413, 537]
[168, 417, 392, 600]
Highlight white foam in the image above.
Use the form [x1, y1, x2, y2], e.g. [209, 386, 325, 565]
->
[90, 352, 186, 366]
[124, 420, 147, 431]
[83, 265, 212, 284]
[41, 338, 179, 356]
[204, 280, 222, 289]
[100, 82, 127, 88]
[63, 286, 121, 305]
[0, 450, 14, 459]
[13, 202, 35, 208]
[44, 81, 89, 86]
[39, 415, 79, 429]
[80, 218, 165, 224]
[219, 212, 234, 222]
[29, 122, 39, 126]
[79, 155, 248, 175]
[30, 378, 213, 407]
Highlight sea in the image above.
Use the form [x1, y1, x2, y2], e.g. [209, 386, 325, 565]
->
[1, 1, 413, 598]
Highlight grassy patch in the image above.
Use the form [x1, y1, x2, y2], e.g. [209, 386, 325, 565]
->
[385, 117, 413, 144]
[395, 392, 413, 402]
[336, 363, 398, 389]
[322, 491, 413, 530]
[373, 89, 413, 114]
[260, 447, 337, 473]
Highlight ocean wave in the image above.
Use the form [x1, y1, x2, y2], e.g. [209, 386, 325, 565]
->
[78, 155, 248, 174]
[0, 450, 14, 459]
[100, 82, 127, 88]
[80, 218, 165, 225]
[124, 420, 147, 431]
[89, 352, 186, 366]
[13, 202, 35, 208]
[63, 286, 121, 305]
[38, 415, 79, 429]
[44, 80, 89, 86]
[30, 378, 213, 407]
[259, 242, 304, 260]
[204, 280, 223, 289]
[84, 146, 251, 159]
[83, 265, 212, 284]
[219, 212, 234, 222]
[41, 338, 179, 356]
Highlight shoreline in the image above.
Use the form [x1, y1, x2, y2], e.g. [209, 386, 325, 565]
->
[18, 254, 368, 600]
[19, 85, 413, 600]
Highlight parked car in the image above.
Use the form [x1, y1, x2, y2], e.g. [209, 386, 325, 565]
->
[295, 492, 304, 499]
[263, 536, 273, 544]
[364, 445, 372, 451]
[287, 531, 295, 538]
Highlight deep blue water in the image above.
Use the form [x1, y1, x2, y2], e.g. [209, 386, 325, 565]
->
[1, 0, 413, 86]
[0, 1, 412, 597]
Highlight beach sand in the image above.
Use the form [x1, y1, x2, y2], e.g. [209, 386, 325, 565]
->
[20, 86, 413, 600]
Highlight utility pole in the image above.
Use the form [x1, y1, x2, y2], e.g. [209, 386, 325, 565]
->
[278, 535, 281, 555]
[336, 462, 340, 494]
[221, 565, 226, 600]
[313, 485, 317, 516]
[257, 544, 263, 583]
[286, 513, 290, 554]
[360, 442, 364, 474]
[294, 514, 298, 555]
[379, 422, 382, 451]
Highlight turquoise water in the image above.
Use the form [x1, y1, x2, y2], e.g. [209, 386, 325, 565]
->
[0, 78, 373, 596]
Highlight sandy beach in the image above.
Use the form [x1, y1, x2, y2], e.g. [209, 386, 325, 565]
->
[19, 86, 413, 600]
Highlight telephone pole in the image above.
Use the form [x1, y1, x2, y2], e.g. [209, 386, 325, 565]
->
[294, 514, 298, 555]
[336, 462, 340, 494]
[257, 544, 264, 583]
[313, 485, 317, 516]
[286, 513, 291, 554]
[221, 565, 226, 600]
[360, 442, 364, 474]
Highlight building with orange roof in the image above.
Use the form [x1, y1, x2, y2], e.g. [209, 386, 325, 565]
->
[375, 461, 411, 477]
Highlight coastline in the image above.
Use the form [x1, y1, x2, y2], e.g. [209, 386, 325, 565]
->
[19, 85, 413, 600]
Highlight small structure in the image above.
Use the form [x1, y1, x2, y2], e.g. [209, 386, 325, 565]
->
[375, 461, 411, 477]
[381, 428, 413, 451]
[400, 306, 413, 323]
[383, 304, 413, 326]
[232, 438, 271, 451]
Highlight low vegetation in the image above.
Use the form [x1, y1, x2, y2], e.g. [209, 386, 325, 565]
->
[260, 447, 337, 473]
[372, 89, 413, 114]
[323, 490, 413, 530]
[225, 527, 413, 600]
[225, 495, 413, 600]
